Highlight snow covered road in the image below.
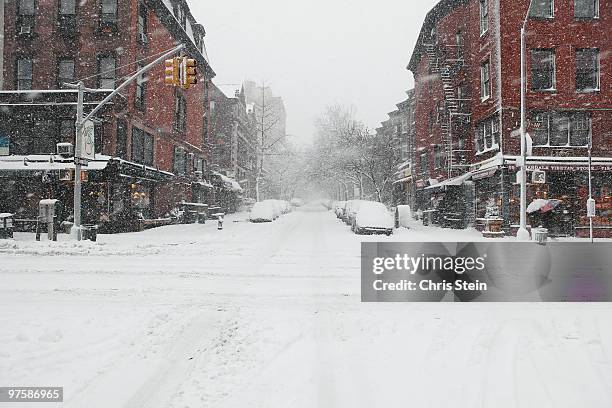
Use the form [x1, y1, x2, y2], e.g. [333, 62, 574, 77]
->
[1, 208, 612, 407]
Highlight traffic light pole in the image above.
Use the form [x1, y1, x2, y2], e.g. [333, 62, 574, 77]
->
[68, 43, 185, 240]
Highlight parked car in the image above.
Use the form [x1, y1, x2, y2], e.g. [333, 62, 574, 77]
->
[250, 201, 276, 222]
[344, 200, 366, 226]
[353, 201, 394, 235]
[334, 201, 346, 219]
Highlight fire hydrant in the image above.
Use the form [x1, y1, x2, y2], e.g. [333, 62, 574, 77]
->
[213, 213, 225, 230]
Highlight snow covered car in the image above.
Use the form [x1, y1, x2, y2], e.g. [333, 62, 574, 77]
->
[353, 201, 394, 235]
[344, 200, 366, 226]
[250, 201, 276, 222]
[334, 201, 346, 218]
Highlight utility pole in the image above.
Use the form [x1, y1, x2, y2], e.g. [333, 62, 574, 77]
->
[517, 0, 535, 241]
[72, 82, 84, 239]
[68, 44, 185, 240]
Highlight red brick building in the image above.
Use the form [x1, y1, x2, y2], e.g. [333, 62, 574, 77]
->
[0, 0, 218, 230]
[408, 0, 611, 236]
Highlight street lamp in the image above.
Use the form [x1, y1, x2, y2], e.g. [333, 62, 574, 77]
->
[517, 0, 535, 241]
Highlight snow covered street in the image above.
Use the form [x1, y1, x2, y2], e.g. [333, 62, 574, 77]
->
[2, 208, 612, 408]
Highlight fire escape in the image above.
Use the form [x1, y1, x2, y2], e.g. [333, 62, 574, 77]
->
[423, 41, 471, 179]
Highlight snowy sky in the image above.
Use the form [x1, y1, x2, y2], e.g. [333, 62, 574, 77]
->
[188, 0, 439, 145]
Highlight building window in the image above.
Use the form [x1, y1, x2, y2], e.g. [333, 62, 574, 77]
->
[131, 127, 144, 163]
[576, 49, 599, 92]
[116, 119, 127, 158]
[98, 55, 116, 89]
[479, 0, 488, 35]
[574, 0, 598, 18]
[530, 111, 590, 147]
[173, 2, 186, 29]
[100, 0, 118, 24]
[16, 58, 33, 90]
[137, 2, 148, 45]
[143, 133, 154, 165]
[420, 152, 428, 175]
[480, 59, 491, 100]
[434, 145, 444, 169]
[58, 0, 76, 34]
[57, 59, 75, 88]
[457, 84, 467, 110]
[475, 115, 500, 153]
[530, 0, 554, 18]
[59, 119, 75, 145]
[17, 0, 35, 35]
[135, 65, 146, 109]
[174, 92, 187, 133]
[173, 146, 187, 174]
[456, 30, 464, 58]
[531, 49, 556, 91]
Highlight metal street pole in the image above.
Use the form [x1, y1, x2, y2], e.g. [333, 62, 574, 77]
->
[517, 1, 534, 241]
[588, 131, 593, 243]
[72, 82, 84, 240]
[68, 44, 186, 241]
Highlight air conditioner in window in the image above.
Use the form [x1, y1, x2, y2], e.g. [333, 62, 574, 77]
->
[20, 24, 32, 35]
[56, 142, 74, 157]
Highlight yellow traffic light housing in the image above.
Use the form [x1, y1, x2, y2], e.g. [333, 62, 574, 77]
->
[164, 58, 179, 86]
[181, 57, 198, 90]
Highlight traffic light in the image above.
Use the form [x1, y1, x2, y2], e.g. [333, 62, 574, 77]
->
[164, 58, 179, 86]
[181, 58, 198, 90]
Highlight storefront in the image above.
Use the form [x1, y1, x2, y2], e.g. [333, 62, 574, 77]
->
[0, 155, 175, 233]
[502, 156, 612, 238]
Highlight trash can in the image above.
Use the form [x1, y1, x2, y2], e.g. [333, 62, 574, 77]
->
[533, 227, 548, 245]
[0, 213, 14, 239]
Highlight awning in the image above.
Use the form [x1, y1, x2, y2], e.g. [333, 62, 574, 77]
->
[193, 180, 214, 189]
[425, 172, 472, 190]
[0, 154, 109, 172]
[393, 176, 412, 185]
[212, 171, 243, 192]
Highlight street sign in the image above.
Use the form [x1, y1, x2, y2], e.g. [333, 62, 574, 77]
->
[587, 198, 596, 218]
[80, 120, 96, 160]
[532, 170, 546, 184]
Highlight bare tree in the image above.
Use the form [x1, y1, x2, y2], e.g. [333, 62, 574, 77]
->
[253, 81, 285, 201]
[308, 105, 400, 204]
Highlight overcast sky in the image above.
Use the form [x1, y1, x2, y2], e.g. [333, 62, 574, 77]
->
[188, 0, 439, 145]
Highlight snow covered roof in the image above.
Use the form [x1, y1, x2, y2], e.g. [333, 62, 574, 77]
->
[425, 172, 472, 190]
[212, 171, 243, 192]
[0, 155, 109, 171]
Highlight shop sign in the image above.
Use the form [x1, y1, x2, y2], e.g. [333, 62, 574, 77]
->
[524, 164, 612, 172]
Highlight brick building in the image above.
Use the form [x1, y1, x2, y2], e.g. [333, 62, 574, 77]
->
[210, 84, 257, 199]
[0, 0, 220, 230]
[407, 0, 611, 236]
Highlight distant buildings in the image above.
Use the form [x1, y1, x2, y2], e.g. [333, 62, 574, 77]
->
[242, 80, 287, 148]
[402, 0, 611, 237]
[210, 84, 258, 199]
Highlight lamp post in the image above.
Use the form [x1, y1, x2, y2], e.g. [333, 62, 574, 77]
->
[517, 0, 535, 241]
